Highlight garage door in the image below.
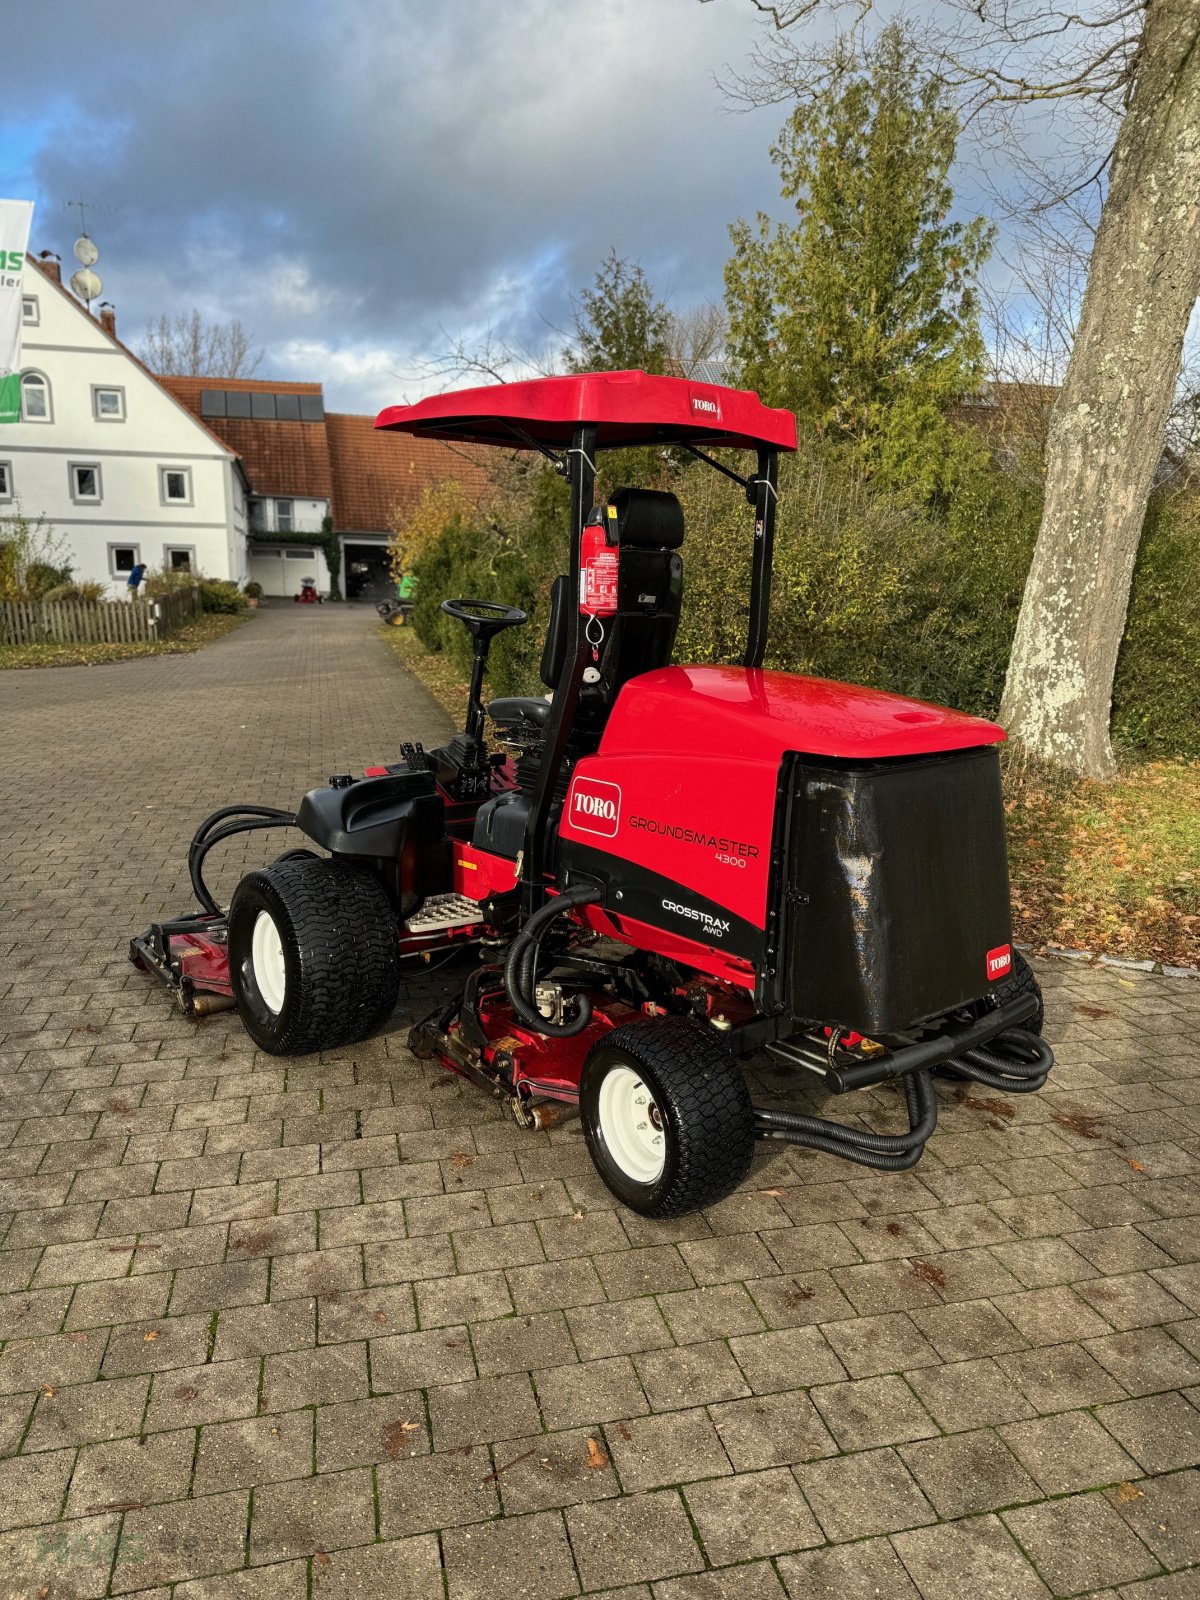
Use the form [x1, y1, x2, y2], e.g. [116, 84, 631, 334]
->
[248, 547, 325, 596]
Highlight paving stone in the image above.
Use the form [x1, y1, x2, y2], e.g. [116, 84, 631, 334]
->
[415, 1267, 513, 1326]
[213, 1297, 316, 1361]
[0, 1445, 74, 1528]
[371, 1325, 477, 1390]
[795, 1446, 936, 1542]
[284, 1536, 444, 1600]
[250, 1466, 376, 1564]
[684, 1467, 823, 1564]
[891, 1515, 1052, 1600]
[605, 1406, 732, 1492]
[727, 1326, 847, 1394]
[992, 1284, 1117, 1344]
[898, 1429, 1040, 1517]
[776, 1536, 921, 1600]
[819, 1310, 941, 1377]
[442, 1508, 579, 1600]
[534, 1356, 648, 1430]
[194, 1408, 314, 1494]
[316, 1392, 429, 1471]
[708, 1389, 836, 1471]
[102, 1315, 211, 1377]
[364, 1233, 457, 1285]
[810, 1373, 938, 1449]
[634, 1339, 749, 1410]
[24, 1373, 149, 1452]
[567, 1490, 703, 1589]
[68, 1428, 194, 1515]
[316, 1283, 417, 1343]
[173, 1560, 309, 1600]
[1000, 1409, 1142, 1495]
[1004, 1492, 1163, 1594]
[113, 1490, 249, 1591]
[427, 1372, 543, 1448]
[473, 1310, 577, 1377]
[0, 1512, 120, 1599]
[904, 1355, 1036, 1431]
[1106, 1467, 1200, 1570]
[998, 1341, 1129, 1412]
[64, 1273, 173, 1331]
[1077, 1271, 1194, 1331]
[908, 1296, 1028, 1363]
[655, 1562, 786, 1599]
[566, 1299, 674, 1362]
[494, 1426, 622, 1514]
[1098, 1392, 1200, 1473]
[261, 1342, 368, 1409]
[377, 1446, 499, 1536]
[168, 1261, 269, 1316]
[144, 1358, 260, 1430]
[1085, 1326, 1200, 1396]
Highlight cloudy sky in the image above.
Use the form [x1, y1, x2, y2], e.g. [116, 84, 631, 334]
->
[2, 0, 1092, 415]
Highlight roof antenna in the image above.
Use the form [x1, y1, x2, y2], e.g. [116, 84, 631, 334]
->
[64, 197, 105, 315]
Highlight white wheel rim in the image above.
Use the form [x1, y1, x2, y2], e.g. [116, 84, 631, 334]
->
[598, 1065, 666, 1184]
[250, 911, 287, 1014]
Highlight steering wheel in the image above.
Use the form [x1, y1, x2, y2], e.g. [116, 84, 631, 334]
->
[440, 598, 528, 641]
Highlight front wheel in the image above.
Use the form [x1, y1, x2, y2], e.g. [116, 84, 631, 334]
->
[579, 1017, 755, 1217]
[975, 949, 1044, 1034]
[228, 856, 400, 1055]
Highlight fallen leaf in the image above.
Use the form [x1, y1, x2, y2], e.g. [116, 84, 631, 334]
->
[885, 1222, 903, 1237]
[448, 1152, 473, 1168]
[585, 1436, 608, 1470]
[373, 1310, 388, 1325]
[1075, 1005, 1114, 1019]
[41, 1386, 55, 1398]
[381, 1419, 422, 1460]
[1115, 1482, 1144, 1503]
[783, 1279, 816, 1309]
[1128, 1159, 1146, 1173]
[616, 1425, 632, 1442]
[760, 1187, 786, 1197]
[911, 1259, 947, 1290]
[174, 1385, 199, 1401]
[143, 1331, 159, 1342]
[572, 1210, 584, 1221]
[314, 1549, 331, 1566]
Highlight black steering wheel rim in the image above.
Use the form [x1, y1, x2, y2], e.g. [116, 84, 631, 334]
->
[440, 598, 528, 635]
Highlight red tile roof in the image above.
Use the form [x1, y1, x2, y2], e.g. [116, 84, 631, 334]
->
[160, 376, 491, 530]
[158, 376, 334, 500]
[325, 412, 491, 533]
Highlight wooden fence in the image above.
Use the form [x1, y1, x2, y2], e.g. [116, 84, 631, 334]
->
[0, 585, 202, 647]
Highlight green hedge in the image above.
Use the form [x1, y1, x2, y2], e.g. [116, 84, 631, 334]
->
[410, 443, 1200, 759]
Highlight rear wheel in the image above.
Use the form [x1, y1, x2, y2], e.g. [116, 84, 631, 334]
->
[976, 949, 1044, 1034]
[580, 1017, 755, 1217]
[228, 856, 400, 1055]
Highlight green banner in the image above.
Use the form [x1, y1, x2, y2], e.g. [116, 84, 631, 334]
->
[0, 371, 19, 425]
[0, 199, 35, 424]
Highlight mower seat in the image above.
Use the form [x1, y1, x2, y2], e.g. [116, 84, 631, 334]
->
[488, 696, 552, 731]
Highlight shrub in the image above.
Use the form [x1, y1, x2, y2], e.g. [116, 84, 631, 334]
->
[244, 580, 263, 599]
[0, 510, 71, 601]
[198, 578, 246, 614]
[40, 580, 107, 603]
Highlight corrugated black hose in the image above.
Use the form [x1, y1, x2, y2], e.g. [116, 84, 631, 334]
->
[945, 1029, 1052, 1093]
[754, 1068, 938, 1171]
[503, 885, 602, 1038]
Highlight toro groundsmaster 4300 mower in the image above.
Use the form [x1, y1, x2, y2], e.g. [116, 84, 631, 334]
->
[132, 369, 1053, 1216]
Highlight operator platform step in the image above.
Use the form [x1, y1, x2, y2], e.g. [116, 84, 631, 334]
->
[404, 893, 482, 934]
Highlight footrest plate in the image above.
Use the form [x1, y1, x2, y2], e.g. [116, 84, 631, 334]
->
[404, 893, 482, 934]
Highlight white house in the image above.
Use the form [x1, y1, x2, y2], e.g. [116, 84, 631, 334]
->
[2, 255, 248, 596]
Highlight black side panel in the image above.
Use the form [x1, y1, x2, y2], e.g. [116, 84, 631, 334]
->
[295, 773, 446, 916]
[540, 575, 570, 689]
[782, 747, 1012, 1035]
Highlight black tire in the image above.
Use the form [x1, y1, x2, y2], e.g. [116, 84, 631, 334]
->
[579, 1016, 755, 1217]
[975, 949, 1044, 1034]
[228, 856, 400, 1055]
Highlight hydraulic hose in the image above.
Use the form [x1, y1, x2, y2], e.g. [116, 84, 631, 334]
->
[948, 1029, 1052, 1094]
[754, 1069, 937, 1172]
[187, 805, 297, 916]
[503, 885, 602, 1038]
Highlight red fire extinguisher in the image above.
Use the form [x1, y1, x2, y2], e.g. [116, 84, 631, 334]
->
[579, 506, 619, 616]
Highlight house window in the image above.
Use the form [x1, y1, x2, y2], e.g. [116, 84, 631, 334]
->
[276, 499, 294, 532]
[164, 545, 196, 572]
[70, 463, 102, 503]
[248, 498, 266, 532]
[92, 385, 125, 422]
[0, 462, 10, 501]
[109, 544, 139, 576]
[20, 371, 51, 422]
[22, 295, 38, 326]
[160, 466, 193, 505]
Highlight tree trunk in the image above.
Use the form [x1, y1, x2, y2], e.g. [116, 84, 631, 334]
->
[999, 0, 1200, 778]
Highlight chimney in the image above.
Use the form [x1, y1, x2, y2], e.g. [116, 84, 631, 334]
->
[37, 251, 61, 285]
[98, 302, 117, 338]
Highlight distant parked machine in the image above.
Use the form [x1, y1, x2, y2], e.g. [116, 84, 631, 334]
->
[294, 576, 323, 605]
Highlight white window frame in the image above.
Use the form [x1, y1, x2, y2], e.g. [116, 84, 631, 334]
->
[20, 370, 52, 424]
[163, 544, 197, 572]
[92, 384, 126, 423]
[69, 462, 103, 504]
[275, 498, 294, 532]
[0, 461, 11, 502]
[108, 543, 140, 578]
[21, 295, 38, 326]
[159, 465, 194, 507]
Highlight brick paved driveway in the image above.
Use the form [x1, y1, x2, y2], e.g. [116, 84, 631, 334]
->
[2, 604, 1199, 1600]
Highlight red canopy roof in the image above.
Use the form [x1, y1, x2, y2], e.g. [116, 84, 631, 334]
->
[375, 370, 797, 453]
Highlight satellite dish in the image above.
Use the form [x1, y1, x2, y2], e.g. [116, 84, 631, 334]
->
[74, 235, 99, 267]
[70, 267, 102, 303]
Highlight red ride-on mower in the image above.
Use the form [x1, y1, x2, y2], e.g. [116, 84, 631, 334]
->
[131, 370, 1052, 1216]
[295, 576, 323, 604]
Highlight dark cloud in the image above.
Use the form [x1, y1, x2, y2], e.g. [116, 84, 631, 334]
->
[5, 0, 785, 409]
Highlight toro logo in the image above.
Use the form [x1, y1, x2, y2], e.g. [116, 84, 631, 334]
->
[986, 943, 1012, 981]
[569, 778, 621, 839]
[691, 394, 719, 417]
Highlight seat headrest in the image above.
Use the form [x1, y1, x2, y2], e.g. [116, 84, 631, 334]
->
[606, 487, 684, 550]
